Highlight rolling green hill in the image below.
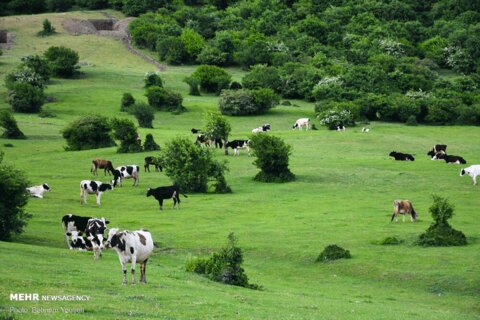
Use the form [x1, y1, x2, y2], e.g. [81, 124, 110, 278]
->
[0, 11, 479, 320]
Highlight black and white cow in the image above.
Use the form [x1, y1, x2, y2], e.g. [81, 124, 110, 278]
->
[460, 165, 480, 185]
[26, 183, 51, 198]
[337, 125, 346, 131]
[80, 180, 113, 205]
[292, 118, 310, 130]
[361, 127, 370, 133]
[112, 165, 140, 187]
[226, 140, 250, 156]
[196, 134, 223, 148]
[252, 124, 271, 133]
[105, 228, 154, 285]
[389, 151, 415, 161]
[427, 144, 447, 157]
[444, 155, 466, 164]
[146, 185, 188, 210]
[430, 151, 446, 160]
[144, 156, 163, 173]
[62, 214, 109, 257]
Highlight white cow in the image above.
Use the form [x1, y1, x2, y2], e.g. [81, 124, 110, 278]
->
[362, 127, 369, 133]
[292, 118, 310, 130]
[112, 165, 140, 187]
[460, 165, 480, 185]
[26, 183, 51, 198]
[80, 180, 113, 205]
[105, 228, 154, 285]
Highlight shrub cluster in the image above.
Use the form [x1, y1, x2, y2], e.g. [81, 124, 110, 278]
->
[129, 102, 155, 128]
[417, 196, 467, 247]
[186, 65, 232, 95]
[120, 92, 135, 112]
[44, 46, 79, 78]
[186, 233, 260, 289]
[0, 111, 26, 139]
[316, 245, 351, 263]
[111, 118, 142, 153]
[62, 115, 115, 151]
[249, 134, 294, 183]
[146, 86, 183, 112]
[143, 133, 160, 151]
[219, 89, 279, 116]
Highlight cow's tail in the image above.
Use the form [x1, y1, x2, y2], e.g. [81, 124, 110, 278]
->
[390, 212, 396, 222]
[411, 207, 417, 221]
[182, 194, 188, 198]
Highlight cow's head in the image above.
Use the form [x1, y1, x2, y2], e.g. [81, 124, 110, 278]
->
[105, 228, 126, 251]
[427, 150, 435, 157]
[86, 218, 109, 250]
[43, 183, 51, 191]
[99, 183, 113, 192]
[111, 170, 121, 187]
[146, 188, 153, 197]
[66, 230, 84, 248]
[389, 151, 396, 157]
[292, 123, 298, 129]
[460, 169, 466, 176]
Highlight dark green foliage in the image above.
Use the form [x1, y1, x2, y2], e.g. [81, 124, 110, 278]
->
[146, 86, 184, 112]
[186, 233, 260, 289]
[317, 107, 356, 130]
[5, 68, 47, 90]
[130, 102, 155, 128]
[189, 65, 232, 95]
[417, 196, 467, 247]
[38, 19, 56, 36]
[120, 93, 135, 112]
[380, 237, 403, 245]
[121, 0, 169, 16]
[76, 0, 109, 9]
[0, 152, 31, 241]
[111, 118, 142, 153]
[229, 81, 242, 90]
[183, 76, 201, 96]
[5, 0, 46, 14]
[144, 72, 163, 88]
[159, 137, 230, 193]
[242, 64, 282, 93]
[405, 115, 418, 126]
[316, 245, 351, 263]
[7, 83, 45, 113]
[157, 36, 187, 65]
[197, 46, 228, 66]
[204, 112, 231, 156]
[62, 115, 115, 151]
[143, 133, 160, 151]
[44, 46, 79, 78]
[219, 89, 278, 116]
[20, 55, 51, 83]
[46, 0, 73, 12]
[249, 134, 294, 183]
[0, 111, 26, 139]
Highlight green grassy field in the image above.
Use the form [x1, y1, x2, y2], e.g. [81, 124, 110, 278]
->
[0, 12, 479, 320]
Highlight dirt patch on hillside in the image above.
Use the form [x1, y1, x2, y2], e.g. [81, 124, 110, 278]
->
[62, 16, 165, 70]
[0, 30, 15, 50]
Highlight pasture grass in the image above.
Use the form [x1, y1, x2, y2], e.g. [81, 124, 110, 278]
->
[0, 12, 479, 320]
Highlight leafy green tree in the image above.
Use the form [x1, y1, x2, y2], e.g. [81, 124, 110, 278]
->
[143, 133, 160, 151]
[144, 71, 163, 88]
[46, 0, 73, 12]
[197, 46, 228, 66]
[19, 55, 51, 83]
[189, 65, 232, 94]
[44, 46, 79, 78]
[38, 19, 55, 36]
[62, 115, 115, 151]
[130, 102, 155, 128]
[419, 36, 449, 65]
[242, 64, 282, 93]
[111, 117, 142, 153]
[183, 76, 201, 96]
[0, 151, 31, 241]
[180, 28, 205, 62]
[0, 111, 26, 139]
[7, 83, 44, 113]
[146, 86, 184, 112]
[249, 134, 295, 183]
[204, 112, 231, 155]
[219, 89, 277, 116]
[120, 92, 135, 112]
[156, 36, 187, 64]
[159, 137, 230, 192]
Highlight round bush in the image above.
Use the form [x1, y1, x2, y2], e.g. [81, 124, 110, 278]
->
[143, 133, 160, 151]
[121, 93, 135, 112]
[144, 72, 163, 88]
[316, 245, 351, 263]
[62, 115, 115, 151]
[189, 65, 232, 94]
[0, 111, 26, 139]
[8, 83, 45, 113]
[146, 86, 184, 112]
[130, 102, 155, 128]
[111, 118, 142, 153]
[219, 89, 278, 116]
[44, 46, 79, 78]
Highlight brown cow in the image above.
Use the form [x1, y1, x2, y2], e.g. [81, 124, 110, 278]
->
[91, 159, 114, 176]
[391, 200, 418, 223]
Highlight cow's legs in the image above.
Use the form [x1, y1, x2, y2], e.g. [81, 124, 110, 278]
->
[65, 234, 72, 249]
[474, 175, 477, 185]
[142, 259, 148, 284]
[402, 214, 406, 223]
[121, 260, 127, 285]
[96, 193, 101, 205]
[131, 257, 137, 284]
[159, 199, 163, 210]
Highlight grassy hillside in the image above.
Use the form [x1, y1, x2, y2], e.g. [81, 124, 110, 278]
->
[0, 12, 479, 320]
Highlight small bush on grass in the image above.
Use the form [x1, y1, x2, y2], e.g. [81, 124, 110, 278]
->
[8, 83, 45, 113]
[188, 65, 232, 95]
[317, 108, 356, 130]
[0, 111, 26, 139]
[144, 71, 163, 88]
[159, 137, 230, 193]
[219, 89, 278, 116]
[0, 151, 31, 241]
[249, 134, 295, 183]
[37, 19, 56, 36]
[19, 55, 51, 83]
[120, 93, 135, 112]
[316, 244, 351, 263]
[111, 118, 142, 153]
[143, 133, 160, 151]
[204, 112, 231, 156]
[186, 233, 261, 289]
[44, 46, 79, 78]
[62, 115, 115, 151]
[405, 115, 418, 126]
[130, 102, 155, 128]
[146, 86, 184, 113]
[380, 236, 403, 245]
[417, 195, 467, 246]
[183, 76, 201, 96]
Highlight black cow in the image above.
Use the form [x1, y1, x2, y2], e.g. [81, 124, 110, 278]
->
[389, 151, 415, 161]
[146, 186, 188, 210]
[444, 155, 466, 164]
[62, 214, 91, 248]
[191, 128, 202, 134]
[144, 156, 163, 172]
[427, 144, 447, 157]
[226, 140, 250, 156]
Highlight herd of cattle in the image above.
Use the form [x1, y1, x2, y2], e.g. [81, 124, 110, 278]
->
[23, 120, 480, 284]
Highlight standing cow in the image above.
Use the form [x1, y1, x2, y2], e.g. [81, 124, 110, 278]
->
[91, 159, 115, 176]
[147, 185, 188, 210]
[62, 214, 109, 258]
[80, 180, 113, 205]
[112, 165, 140, 187]
[105, 228, 154, 285]
[292, 118, 310, 130]
[391, 200, 418, 223]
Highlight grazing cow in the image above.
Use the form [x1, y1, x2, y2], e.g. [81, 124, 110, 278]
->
[430, 151, 446, 160]
[147, 185, 188, 210]
[362, 127, 370, 133]
[252, 123, 271, 133]
[105, 228, 154, 285]
[26, 183, 51, 198]
[112, 165, 140, 187]
[391, 200, 418, 223]
[389, 151, 415, 161]
[427, 144, 447, 157]
[91, 159, 114, 176]
[460, 165, 480, 185]
[226, 140, 250, 156]
[62, 214, 109, 256]
[144, 156, 163, 173]
[196, 134, 223, 148]
[337, 125, 346, 131]
[444, 155, 466, 164]
[292, 118, 310, 130]
[66, 230, 93, 251]
[191, 128, 201, 134]
[80, 180, 113, 205]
